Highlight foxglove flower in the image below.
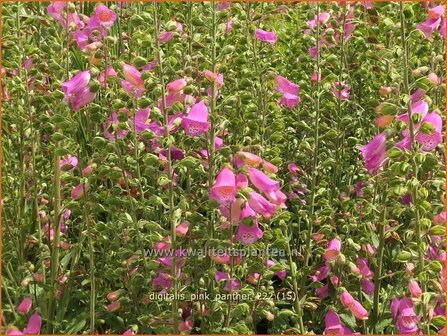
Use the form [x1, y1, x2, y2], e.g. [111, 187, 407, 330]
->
[359, 132, 387, 175]
[94, 4, 117, 28]
[181, 100, 209, 136]
[210, 166, 236, 206]
[324, 238, 341, 261]
[275, 75, 300, 109]
[248, 167, 279, 193]
[236, 220, 263, 245]
[255, 29, 277, 44]
[248, 192, 276, 219]
[331, 81, 350, 100]
[16, 297, 32, 315]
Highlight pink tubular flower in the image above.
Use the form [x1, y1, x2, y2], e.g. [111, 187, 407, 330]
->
[152, 272, 172, 288]
[341, 291, 368, 320]
[310, 263, 330, 282]
[316, 283, 329, 299]
[71, 183, 90, 200]
[414, 111, 443, 151]
[417, 17, 442, 38]
[61, 70, 90, 98]
[324, 238, 341, 261]
[248, 192, 276, 219]
[23, 313, 42, 334]
[359, 132, 387, 175]
[99, 66, 117, 87]
[275, 75, 300, 109]
[248, 167, 279, 193]
[181, 100, 209, 136]
[331, 81, 350, 100]
[94, 4, 117, 28]
[175, 222, 189, 237]
[311, 71, 321, 83]
[362, 278, 375, 295]
[236, 151, 262, 167]
[103, 112, 129, 141]
[123, 63, 144, 88]
[210, 166, 236, 206]
[324, 310, 344, 334]
[236, 220, 263, 245]
[357, 258, 374, 278]
[408, 280, 422, 298]
[255, 29, 277, 44]
[429, 6, 445, 20]
[167, 78, 187, 93]
[392, 297, 420, 334]
[16, 297, 32, 315]
[60, 155, 78, 172]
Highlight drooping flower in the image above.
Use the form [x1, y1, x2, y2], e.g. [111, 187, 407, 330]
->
[408, 280, 422, 298]
[123, 64, 144, 89]
[175, 222, 189, 237]
[359, 132, 387, 175]
[71, 183, 90, 200]
[340, 291, 368, 320]
[94, 4, 117, 28]
[310, 263, 330, 282]
[99, 66, 117, 87]
[392, 297, 420, 334]
[248, 192, 276, 219]
[324, 310, 344, 334]
[181, 100, 209, 136]
[324, 238, 341, 261]
[331, 81, 350, 100]
[236, 220, 263, 245]
[210, 166, 236, 206]
[362, 278, 375, 295]
[60, 155, 78, 172]
[357, 258, 374, 278]
[275, 75, 300, 109]
[255, 29, 277, 44]
[16, 297, 32, 315]
[248, 167, 279, 193]
[167, 78, 187, 93]
[103, 112, 129, 141]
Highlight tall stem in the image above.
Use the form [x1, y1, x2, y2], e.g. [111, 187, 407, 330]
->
[372, 185, 387, 330]
[301, 2, 322, 292]
[153, 4, 178, 333]
[399, 2, 425, 275]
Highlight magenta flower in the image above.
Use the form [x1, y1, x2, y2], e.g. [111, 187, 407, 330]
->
[309, 46, 317, 59]
[217, 2, 230, 11]
[181, 100, 209, 136]
[362, 278, 375, 295]
[94, 4, 117, 28]
[408, 280, 422, 298]
[210, 166, 236, 206]
[167, 78, 187, 93]
[310, 263, 330, 282]
[239, 202, 257, 221]
[324, 238, 341, 261]
[359, 132, 387, 175]
[307, 12, 330, 29]
[392, 297, 420, 334]
[248, 167, 279, 193]
[417, 17, 442, 38]
[71, 183, 90, 200]
[266, 260, 287, 280]
[225, 19, 234, 33]
[414, 111, 443, 151]
[248, 192, 276, 219]
[316, 283, 329, 299]
[60, 155, 78, 172]
[62, 70, 90, 98]
[340, 291, 368, 320]
[236, 220, 263, 245]
[275, 75, 300, 109]
[356, 258, 374, 278]
[16, 297, 32, 315]
[22, 313, 41, 334]
[99, 66, 117, 87]
[324, 310, 344, 334]
[123, 64, 144, 89]
[311, 71, 321, 83]
[152, 272, 172, 288]
[331, 81, 350, 100]
[255, 29, 277, 45]
[103, 112, 129, 141]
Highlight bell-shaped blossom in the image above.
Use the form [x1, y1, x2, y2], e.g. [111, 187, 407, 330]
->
[181, 100, 209, 136]
[123, 64, 144, 89]
[210, 166, 236, 206]
[167, 78, 187, 93]
[310, 263, 330, 282]
[324, 238, 341, 261]
[340, 291, 368, 320]
[255, 29, 277, 44]
[417, 17, 442, 38]
[362, 278, 375, 295]
[16, 297, 32, 315]
[248, 167, 279, 193]
[359, 132, 387, 175]
[307, 12, 331, 29]
[152, 272, 172, 288]
[248, 192, 276, 219]
[275, 75, 300, 109]
[414, 111, 443, 151]
[357, 258, 374, 278]
[103, 112, 129, 141]
[316, 283, 329, 299]
[94, 4, 117, 28]
[324, 310, 344, 334]
[60, 155, 78, 172]
[392, 297, 420, 334]
[99, 66, 117, 87]
[408, 280, 422, 298]
[236, 220, 263, 245]
[71, 183, 90, 200]
[266, 260, 287, 281]
[331, 81, 350, 100]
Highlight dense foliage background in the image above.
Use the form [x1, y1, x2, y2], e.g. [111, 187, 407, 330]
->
[1, 1, 445, 334]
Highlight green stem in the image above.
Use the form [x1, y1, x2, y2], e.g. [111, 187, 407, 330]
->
[372, 185, 387, 330]
[153, 4, 178, 333]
